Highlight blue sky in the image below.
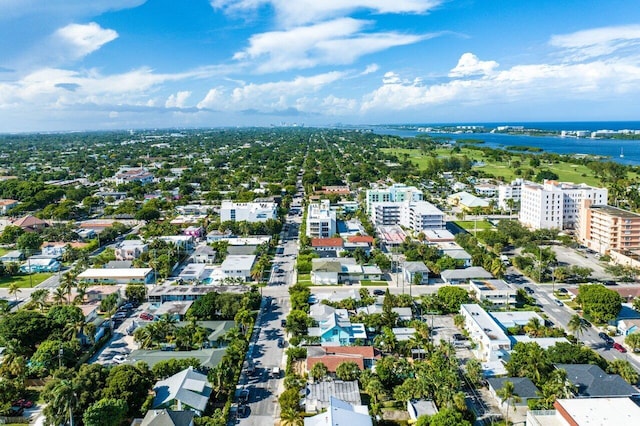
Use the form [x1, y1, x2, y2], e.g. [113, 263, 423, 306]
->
[1, 0, 640, 131]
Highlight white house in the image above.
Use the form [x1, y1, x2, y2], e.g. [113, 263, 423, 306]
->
[403, 261, 430, 285]
[77, 268, 154, 284]
[306, 200, 337, 238]
[115, 240, 148, 261]
[152, 367, 212, 415]
[469, 279, 517, 307]
[440, 267, 492, 285]
[304, 397, 371, 426]
[191, 246, 217, 264]
[220, 255, 256, 281]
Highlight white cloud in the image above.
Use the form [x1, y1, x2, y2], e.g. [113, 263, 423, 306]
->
[234, 18, 428, 72]
[165, 91, 192, 108]
[52, 22, 118, 60]
[550, 24, 640, 60]
[211, 0, 443, 27]
[197, 71, 346, 111]
[448, 52, 498, 77]
[361, 64, 379, 75]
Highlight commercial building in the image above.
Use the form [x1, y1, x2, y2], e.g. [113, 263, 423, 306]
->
[370, 201, 445, 232]
[577, 200, 640, 254]
[498, 178, 524, 211]
[306, 200, 337, 238]
[365, 183, 423, 214]
[526, 397, 640, 426]
[114, 168, 154, 185]
[519, 180, 608, 230]
[220, 200, 277, 222]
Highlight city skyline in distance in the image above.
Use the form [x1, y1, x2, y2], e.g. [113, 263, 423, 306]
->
[1, 1, 640, 132]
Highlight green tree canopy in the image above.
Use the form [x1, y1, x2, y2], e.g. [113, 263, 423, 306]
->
[83, 398, 128, 426]
[576, 284, 623, 323]
[0, 310, 51, 354]
[436, 286, 469, 313]
[103, 364, 153, 417]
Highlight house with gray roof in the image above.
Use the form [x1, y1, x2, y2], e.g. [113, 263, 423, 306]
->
[403, 261, 430, 285]
[131, 348, 225, 370]
[152, 367, 212, 414]
[136, 409, 195, 426]
[555, 364, 640, 398]
[487, 377, 539, 407]
[304, 381, 362, 413]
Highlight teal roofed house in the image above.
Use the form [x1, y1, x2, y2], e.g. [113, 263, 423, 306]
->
[308, 305, 366, 345]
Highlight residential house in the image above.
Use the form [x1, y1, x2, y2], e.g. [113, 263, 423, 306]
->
[487, 377, 539, 408]
[617, 318, 640, 335]
[0, 250, 23, 263]
[304, 382, 363, 413]
[12, 214, 48, 232]
[106, 260, 133, 269]
[306, 346, 381, 374]
[191, 246, 216, 264]
[440, 247, 473, 268]
[159, 236, 194, 252]
[407, 400, 438, 422]
[154, 302, 193, 321]
[392, 327, 417, 342]
[423, 229, 456, 243]
[136, 409, 195, 426]
[131, 349, 225, 371]
[41, 242, 67, 258]
[469, 279, 517, 307]
[447, 192, 490, 211]
[311, 237, 344, 253]
[114, 168, 154, 185]
[115, 240, 149, 261]
[555, 364, 640, 398]
[178, 264, 208, 282]
[403, 261, 430, 285]
[183, 226, 204, 239]
[147, 285, 249, 304]
[376, 225, 407, 251]
[356, 304, 412, 322]
[152, 367, 212, 415]
[220, 255, 256, 281]
[205, 230, 232, 243]
[0, 199, 18, 214]
[441, 266, 493, 285]
[304, 397, 371, 426]
[77, 268, 155, 284]
[21, 256, 60, 272]
[307, 305, 366, 345]
[310, 258, 381, 285]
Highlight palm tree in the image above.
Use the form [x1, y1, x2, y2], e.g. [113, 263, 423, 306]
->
[496, 381, 521, 425]
[280, 407, 303, 426]
[52, 287, 67, 305]
[61, 272, 76, 304]
[608, 359, 639, 384]
[73, 281, 89, 305]
[8, 282, 21, 302]
[524, 317, 544, 337]
[46, 379, 78, 426]
[30, 288, 49, 312]
[567, 314, 588, 339]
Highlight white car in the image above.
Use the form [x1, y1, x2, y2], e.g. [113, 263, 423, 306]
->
[112, 354, 127, 364]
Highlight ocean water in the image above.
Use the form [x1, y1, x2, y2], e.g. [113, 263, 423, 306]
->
[370, 122, 640, 166]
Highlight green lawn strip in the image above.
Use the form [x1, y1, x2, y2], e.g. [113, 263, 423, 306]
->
[454, 221, 493, 232]
[0, 273, 54, 288]
[360, 280, 388, 286]
[0, 247, 11, 257]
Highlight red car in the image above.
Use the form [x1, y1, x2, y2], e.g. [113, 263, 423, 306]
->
[139, 312, 154, 321]
[613, 342, 627, 353]
[13, 399, 34, 408]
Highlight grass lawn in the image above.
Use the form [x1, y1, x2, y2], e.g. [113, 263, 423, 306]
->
[360, 280, 388, 286]
[0, 247, 11, 257]
[381, 147, 618, 186]
[0, 273, 54, 288]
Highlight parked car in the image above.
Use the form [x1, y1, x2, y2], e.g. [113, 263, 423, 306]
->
[373, 289, 386, 296]
[139, 312, 154, 321]
[281, 319, 286, 327]
[580, 318, 592, 328]
[13, 399, 34, 409]
[524, 286, 534, 294]
[558, 288, 568, 294]
[613, 342, 627, 353]
[112, 354, 127, 364]
[277, 338, 285, 348]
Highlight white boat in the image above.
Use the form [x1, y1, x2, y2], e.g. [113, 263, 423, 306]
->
[620, 147, 624, 158]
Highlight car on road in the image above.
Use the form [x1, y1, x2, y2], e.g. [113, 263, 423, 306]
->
[613, 342, 627, 353]
[238, 388, 250, 403]
[524, 286, 534, 294]
[277, 338, 285, 348]
[580, 318, 592, 328]
[112, 354, 127, 364]
[557, 288, 568, 294]
[373, 289, 386, 296]
[554, 299, 563, 306]
[139, 312, 154, 321]
[13, 399, 34, 409]
[281, 319, 286, 327]
[112, 312, 128, 320]
[598, 332, 614, 345]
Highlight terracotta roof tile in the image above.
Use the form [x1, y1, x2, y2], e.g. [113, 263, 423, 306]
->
[311, 238, 344, 247]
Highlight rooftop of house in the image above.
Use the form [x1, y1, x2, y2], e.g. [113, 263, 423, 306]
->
[470, 279, 515, 292]
[441, 266, 492, 281]
[311, 238, 344, 248]
[305, 381, 362, 412]
[553, 397, 640, 425]
[487, 377, 539, 399]
[461, 304, 510, 342]
[139, 409, 195, 426]
[304, 397, 371, 426]
[555, 364, 640, 397]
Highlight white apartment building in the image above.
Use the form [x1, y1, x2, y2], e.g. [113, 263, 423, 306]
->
[460, 304, 511, 362]
[115, 240, 148, 261]
[220, 200, 278, 223]
[519, 180, 608, 230]
[498, 178, 524, 211]
[306, 200, 337, 238]
[370, 201, 444, 233]
[469, 279, 517, 307]
[365, 183, 423, 214]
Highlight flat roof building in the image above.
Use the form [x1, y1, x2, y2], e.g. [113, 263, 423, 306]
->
[577, 200, 640, 255]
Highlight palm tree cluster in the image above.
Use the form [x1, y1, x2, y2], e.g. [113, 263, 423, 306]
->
[208, 328, 248, 400]
[133, 315, 208, 351]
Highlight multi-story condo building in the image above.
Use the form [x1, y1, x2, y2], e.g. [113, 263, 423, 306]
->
[577, 200, 640, 254]
[498, 178, 524, 211]
[365, 183, 423, 214]
[519, 180, 608, 230]
[307, 200, 337, 238]
[220, 200, 278, 222]
[370, 201, 444, 233]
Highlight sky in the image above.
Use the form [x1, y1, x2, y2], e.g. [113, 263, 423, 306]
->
[1, 0, 640, 132]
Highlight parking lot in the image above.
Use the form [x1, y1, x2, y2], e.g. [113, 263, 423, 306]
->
[551, 245, 611, 281]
